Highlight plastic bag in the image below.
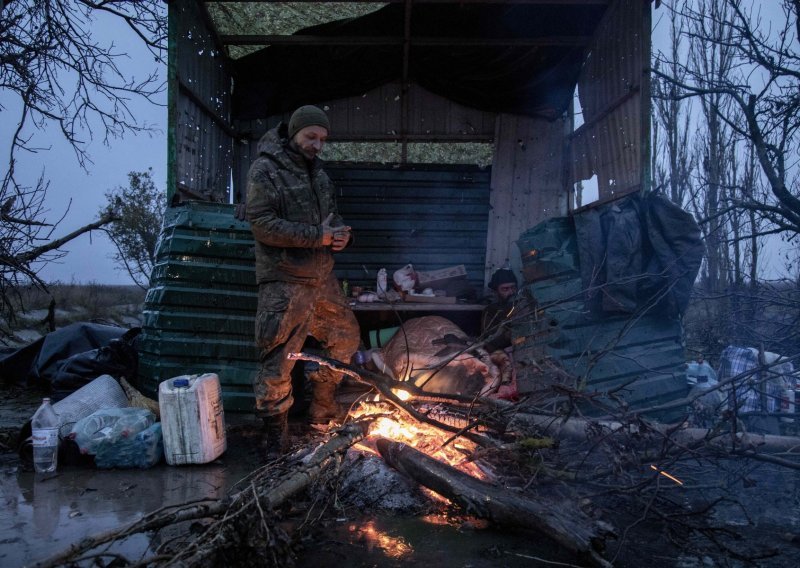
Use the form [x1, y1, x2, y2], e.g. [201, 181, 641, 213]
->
[69, 407, 155, 456]
[392, 263, 417, 292]
[94, 422, 163, 469]
[51, 327, 140, 399]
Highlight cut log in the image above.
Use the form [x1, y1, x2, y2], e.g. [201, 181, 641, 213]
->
[375, 437, 613, 568]
[507, 412, 800, 455]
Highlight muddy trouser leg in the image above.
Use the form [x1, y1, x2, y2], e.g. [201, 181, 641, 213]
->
[253, 281, 315, 418]
[307, 273, 360, 421]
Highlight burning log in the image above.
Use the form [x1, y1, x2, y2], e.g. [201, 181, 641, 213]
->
[375, 437, 614, 568]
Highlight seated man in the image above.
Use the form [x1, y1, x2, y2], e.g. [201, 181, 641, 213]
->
[481, 267, 519, 352]
[480, 267, 522, 399]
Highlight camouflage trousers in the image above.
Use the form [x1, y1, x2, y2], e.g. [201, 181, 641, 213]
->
[253, 274, 360, 417]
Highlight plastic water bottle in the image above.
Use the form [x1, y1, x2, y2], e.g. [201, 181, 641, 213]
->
[376, 268, 388, 299]
[31, 398, 60, 474]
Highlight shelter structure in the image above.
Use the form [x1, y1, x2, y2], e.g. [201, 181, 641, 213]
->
[140, 0, 666, 412]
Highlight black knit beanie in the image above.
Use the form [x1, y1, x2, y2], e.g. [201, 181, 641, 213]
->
[288, 105, 330, 139]
[489, 268, 518, 290]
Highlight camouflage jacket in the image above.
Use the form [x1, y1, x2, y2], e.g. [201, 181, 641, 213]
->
[246, 123, 345, 285]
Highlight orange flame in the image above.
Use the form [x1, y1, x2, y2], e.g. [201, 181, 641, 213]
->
[349, 403, 487, 480]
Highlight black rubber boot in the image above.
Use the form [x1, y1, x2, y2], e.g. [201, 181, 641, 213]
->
[308, 381, 344, 425]
[262, 412, 289, 460]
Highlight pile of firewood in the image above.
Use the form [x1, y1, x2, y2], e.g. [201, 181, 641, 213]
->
[36, 350, 800, 568]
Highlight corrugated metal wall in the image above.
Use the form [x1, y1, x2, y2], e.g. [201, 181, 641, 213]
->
[139, 202, 258, 411]
[513, 217, 688, 422]
[171, 0, 234, 204]
[140, 165, 491, 411]
[232, 82, 496, 202]
[569, 0, 649, 202]
[328, 165, 491, 293]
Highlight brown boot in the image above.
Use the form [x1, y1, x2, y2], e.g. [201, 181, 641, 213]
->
[262, 412, 289, 460]
[308, 381, 344, 425]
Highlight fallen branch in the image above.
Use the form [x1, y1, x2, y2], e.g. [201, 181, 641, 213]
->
[289, 351, 501, 448]
[376, 437, 614, 568]
[507, 412, 800, 455]
[35, 424, 366, 568]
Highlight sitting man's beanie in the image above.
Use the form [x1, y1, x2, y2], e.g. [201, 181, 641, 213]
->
[489, 268, 518, 291]
[288, 105, 330, 139]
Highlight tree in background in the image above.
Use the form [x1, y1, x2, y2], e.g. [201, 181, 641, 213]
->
[0, 0, 165, 332]
[653, 0, 800, 355]
[652, 8, 695, 208]
[102, 170, 165, 290]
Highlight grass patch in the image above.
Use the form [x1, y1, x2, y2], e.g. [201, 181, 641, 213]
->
[3, 282, 146, 345]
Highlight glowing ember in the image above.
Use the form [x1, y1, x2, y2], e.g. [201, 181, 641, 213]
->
[649, 464, 684, 486]
[420, 513, 451, 526]
[392, 388, 412, 401]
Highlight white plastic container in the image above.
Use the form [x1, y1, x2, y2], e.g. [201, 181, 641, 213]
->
[158, 373, 227, 465]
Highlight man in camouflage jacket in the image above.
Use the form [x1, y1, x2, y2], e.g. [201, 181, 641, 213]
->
[246, 105, 359, 457]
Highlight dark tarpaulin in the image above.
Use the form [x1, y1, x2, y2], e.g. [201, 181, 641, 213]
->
[0, 322, 139, 398]
[232, 3, 607, 120]
[573, 193, 704, 317]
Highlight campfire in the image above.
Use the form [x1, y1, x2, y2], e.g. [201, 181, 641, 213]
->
[349, 401, 489, 481]
[38, 340, 800, 568]
[284, 349, 617, 568]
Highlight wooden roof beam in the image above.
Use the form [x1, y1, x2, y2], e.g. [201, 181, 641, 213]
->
[218, 35, 591, 46]
[209, 1, 609, 4]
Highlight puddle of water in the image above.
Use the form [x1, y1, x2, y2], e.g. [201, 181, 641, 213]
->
[295, 513, 572, 567]
[0, 444, 260, 566]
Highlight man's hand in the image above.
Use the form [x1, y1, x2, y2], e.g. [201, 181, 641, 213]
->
[321, 213, 351, 250]
[331, 227, 351, 251]
[320, 213, 336, 245]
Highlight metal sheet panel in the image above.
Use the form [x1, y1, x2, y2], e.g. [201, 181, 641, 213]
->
[570, 0, 648, 202]
[514, 216, 689, 421]
[486, 113, 569, 286]
[172, 0, 234, 203]
[138, 202, 258, 412]
[328, 165, 491, 294]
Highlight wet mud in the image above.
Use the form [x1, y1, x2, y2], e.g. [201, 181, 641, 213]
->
[0, 409, 263, 567]
[3, 387, 800, 567]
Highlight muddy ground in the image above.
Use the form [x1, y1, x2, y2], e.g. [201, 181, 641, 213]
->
[2, 383, 800, 567]
[0, 386, 571, 568]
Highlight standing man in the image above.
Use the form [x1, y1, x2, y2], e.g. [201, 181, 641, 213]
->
[246, 105, 360, 458]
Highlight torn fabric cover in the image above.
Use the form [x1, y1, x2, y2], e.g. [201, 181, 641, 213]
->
[573, 193, 704, 317]
[0, 322, 139, 397]
[232, 3, 606, 119]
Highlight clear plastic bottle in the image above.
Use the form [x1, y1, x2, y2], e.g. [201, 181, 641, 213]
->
[376, 268, 388, 299]
[31, 398, 60, 474]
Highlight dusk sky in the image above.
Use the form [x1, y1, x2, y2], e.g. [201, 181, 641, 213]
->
[1, 3, 792, 286]
[0, 10, 167, 287]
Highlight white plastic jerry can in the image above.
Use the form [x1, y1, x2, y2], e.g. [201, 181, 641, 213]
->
[158, 373, 227, 465]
